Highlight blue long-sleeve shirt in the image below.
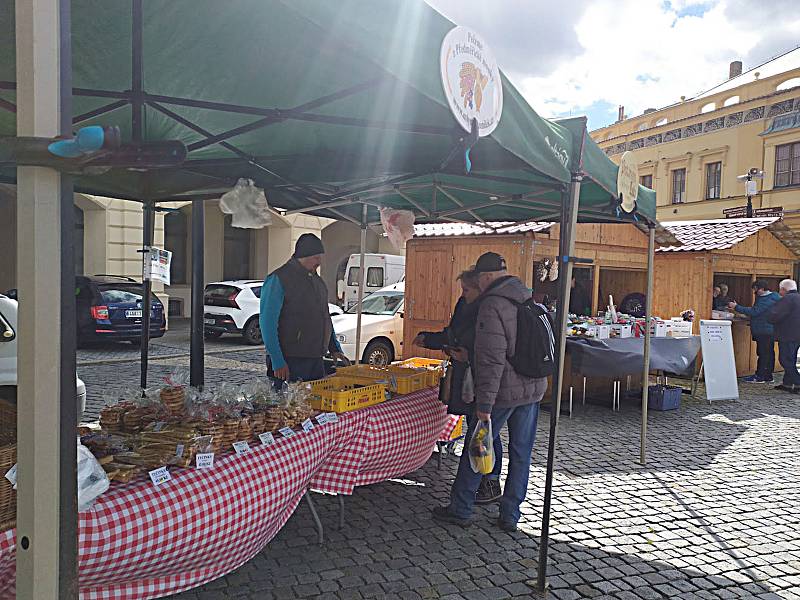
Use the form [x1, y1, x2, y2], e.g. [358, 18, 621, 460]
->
[734, 291, 780, 336]
[259, 274, 342, 370]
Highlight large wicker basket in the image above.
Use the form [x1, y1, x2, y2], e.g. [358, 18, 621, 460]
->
[0, 400, 17, 531]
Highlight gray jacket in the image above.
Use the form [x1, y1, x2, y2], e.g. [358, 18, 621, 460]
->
[474, 275, 549, 413]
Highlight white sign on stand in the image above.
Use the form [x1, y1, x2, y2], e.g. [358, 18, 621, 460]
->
[698, 320, 739, 402]
[142, 246, 172, 285]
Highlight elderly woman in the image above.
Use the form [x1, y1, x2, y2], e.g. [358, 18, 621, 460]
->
[413, 269, 504, 505]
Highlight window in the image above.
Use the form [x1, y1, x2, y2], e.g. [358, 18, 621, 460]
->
[640, 174, 653, 189]
[223, 214, 252, 280]
[367, 267, 384, 287]
[671, 168, 686, 204]
[775, 142, 800, 187]
[164, 211, 188, 284]
[250, 286, 262, 299]
[705, 162, 722, 199]
[700, 102, 716, 114]
[655, 117, 669, 126]
[723, 95, 740, 107]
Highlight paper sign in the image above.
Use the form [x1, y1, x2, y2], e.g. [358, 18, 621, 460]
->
[4, 464, 17, 486]
[143, 246, 172, 285]
[315, 414, 328, 425]
[148, 466, 171, 486]
[175, 444, 184, 458]
[326, 412, 338, 423]
[301, 418, 314, 432]
[279, 427, 295, 438]
[196, 453, 214, 469]
[232, 441, 250, 455]
[259, 432, 275, 446]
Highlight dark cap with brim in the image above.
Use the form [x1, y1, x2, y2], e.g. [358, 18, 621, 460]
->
[474, 252, 507, 273]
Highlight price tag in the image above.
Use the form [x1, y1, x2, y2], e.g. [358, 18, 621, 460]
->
[196, 453, 214, 469]
[301, 418, 314, 432]
[148, 466, 171, 486]
[4, 464, 17, 486]
[152, 422, 166, 432]
[326, 412, 339, 423]
[232, 441, 250, 455]
[175, 444, 185, 458]
[279, 426, 295, 438]
[315, 414, 328, 426]
[259, 432, 275, 446]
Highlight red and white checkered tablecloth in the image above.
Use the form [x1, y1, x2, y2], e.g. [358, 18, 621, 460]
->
[438, 414, 464, 442]
[0, 389, 448, 599]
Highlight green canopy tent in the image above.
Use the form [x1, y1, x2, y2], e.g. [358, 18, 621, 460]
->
[1, 0, 668, 595]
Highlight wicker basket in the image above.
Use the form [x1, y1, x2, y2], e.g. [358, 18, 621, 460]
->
[0, 400, 17, 530]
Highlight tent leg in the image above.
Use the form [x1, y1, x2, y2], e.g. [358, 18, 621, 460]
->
[190, 200, 205, 387]
[354, 203, 367, 364]
[640, 225, 655, 465]
[537, 176, 581, 592]
[139, 201, 154, 389]
[15, 0, 78, 596]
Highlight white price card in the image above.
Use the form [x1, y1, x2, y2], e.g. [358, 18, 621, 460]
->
[326, 412, 339, 423]
[148, 466, 171, 486]
[4, 464, 17, 486]
[279, 426, 295, 438]
[175, 444, 184, 458]
[232, 441, 250, 455]
[301, 418, 314, 432]
[196, 453, 214, 469]
[259, 432, 275, 446]
[315, 414, 328, 425]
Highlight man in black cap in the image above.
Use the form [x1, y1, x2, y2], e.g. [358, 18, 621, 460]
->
[259, 233, 349, 382]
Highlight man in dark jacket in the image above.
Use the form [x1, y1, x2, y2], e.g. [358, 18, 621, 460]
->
[767, 279, 800, 392]
[729, 280, 780, 383]
[259, 234, 349, 382]
[433, 253, 548, 532]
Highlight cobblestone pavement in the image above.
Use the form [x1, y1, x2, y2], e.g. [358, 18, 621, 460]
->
[77, 339, 800, 600]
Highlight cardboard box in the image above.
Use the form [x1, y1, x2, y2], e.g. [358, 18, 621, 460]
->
[668, 321, 693, 337]
[595, 325, 611, 339]
[612, 324, 632, 338]
[650, 322, 668, 337]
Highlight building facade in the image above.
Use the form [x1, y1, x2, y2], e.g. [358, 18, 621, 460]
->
[592, 51, 800, 237]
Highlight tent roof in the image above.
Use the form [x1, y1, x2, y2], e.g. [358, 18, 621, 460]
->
[0, 0, 656, 225]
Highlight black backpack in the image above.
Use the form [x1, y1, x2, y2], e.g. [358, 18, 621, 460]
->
[507, 298, 556, 378]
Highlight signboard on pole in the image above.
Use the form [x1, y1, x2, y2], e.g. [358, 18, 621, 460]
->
[142, 247, 172, 285]
[616, 151, 638, 213]
[440, 26, 503, 137]
[723, 206, 784, 219]
[722, 206, 748, 218]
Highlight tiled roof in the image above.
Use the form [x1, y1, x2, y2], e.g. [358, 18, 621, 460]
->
[657, 217, 800, 256]
[413, 221, 554, 237]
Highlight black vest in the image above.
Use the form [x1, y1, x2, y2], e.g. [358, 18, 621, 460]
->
[273, 259, 333, 359]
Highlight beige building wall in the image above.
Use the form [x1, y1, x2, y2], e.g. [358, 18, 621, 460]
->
[593, 63, 800, 236]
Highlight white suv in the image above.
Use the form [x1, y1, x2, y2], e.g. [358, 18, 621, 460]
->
[0, 294, 86, 419]
[203, 280, 343, 345]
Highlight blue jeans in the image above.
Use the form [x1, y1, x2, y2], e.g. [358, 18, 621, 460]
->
[448, 402, 541, 525]
[778, 341, 800, 386]
[464, 414, 503, 480]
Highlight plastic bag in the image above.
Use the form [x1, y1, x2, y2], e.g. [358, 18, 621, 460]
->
[461, 368, 475, 405]
[468, 419, 495, 475]
[379, 207, 415, 250]
[77, 440, 110, 511]
[219, 178, 273, 229]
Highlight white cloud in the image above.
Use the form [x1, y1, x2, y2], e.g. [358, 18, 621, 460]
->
[427, 0, 800, 129]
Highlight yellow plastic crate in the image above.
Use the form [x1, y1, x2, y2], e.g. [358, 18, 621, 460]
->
[308, 376, 387, 413]
[394, 358, 445, 387]
[335, 364, 429, 394]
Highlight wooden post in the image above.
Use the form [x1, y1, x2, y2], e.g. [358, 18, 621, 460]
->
[591, 262, 601, 316]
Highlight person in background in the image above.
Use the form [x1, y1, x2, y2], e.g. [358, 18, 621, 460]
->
[713, 283, 731, 311]
[767, 279, 800, 393]
[729, 280, 780, 383]
[259, 233, 349, 383]
[413, 269, 503, 505]
[569, 276, 591, 316]
[433, 252, 548, 532]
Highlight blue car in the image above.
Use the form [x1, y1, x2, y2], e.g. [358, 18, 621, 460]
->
[75, 275, 166, 345]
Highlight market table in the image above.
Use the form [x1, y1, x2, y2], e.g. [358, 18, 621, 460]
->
[0, 390, 446, 599]
[567, 336, 702, 377]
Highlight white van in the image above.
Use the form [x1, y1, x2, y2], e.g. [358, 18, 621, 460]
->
[338, 254, 405, 310]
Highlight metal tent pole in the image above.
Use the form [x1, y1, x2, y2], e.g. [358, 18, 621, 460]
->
[139, 201, 154, 389]
[190, 200, 205, 387]
[640, 224, 655, 464]
[537, 174, 582, 592]
[354, 203, 368, 364]
[15, 0, 78, 596]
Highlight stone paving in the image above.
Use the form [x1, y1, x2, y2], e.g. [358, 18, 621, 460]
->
[77, 329, 800, 599]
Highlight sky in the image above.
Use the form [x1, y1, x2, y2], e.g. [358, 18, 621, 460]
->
[425, 0, 800, 130]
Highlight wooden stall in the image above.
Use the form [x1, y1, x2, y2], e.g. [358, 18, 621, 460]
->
[653, 219, 800, 376]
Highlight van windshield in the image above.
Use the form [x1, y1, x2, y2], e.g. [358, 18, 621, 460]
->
[345, 291, 403, 315]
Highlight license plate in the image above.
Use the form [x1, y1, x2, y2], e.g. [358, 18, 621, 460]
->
[204, 318, 215, 325]
[126, 310, 143, 318]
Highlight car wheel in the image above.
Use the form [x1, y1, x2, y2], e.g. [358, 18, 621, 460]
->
[363, 340, 394, 366]
[204, 330, 224, 340]
[243, 318, 262, 345]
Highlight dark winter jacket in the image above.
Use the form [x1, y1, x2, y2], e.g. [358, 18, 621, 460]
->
[474, 276, 548, 414]
[418, 297, 479, 415]
[767, 290, 800, 342]
[734, 291, 780, 338]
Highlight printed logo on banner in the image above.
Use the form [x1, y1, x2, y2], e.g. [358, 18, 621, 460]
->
[440, 27, 503, 137]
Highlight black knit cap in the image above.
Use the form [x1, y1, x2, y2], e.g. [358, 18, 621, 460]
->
[293, 233, 325, 258]
[474, 252, 507, 273]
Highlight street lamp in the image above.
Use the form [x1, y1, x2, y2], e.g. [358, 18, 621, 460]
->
[737, 167, 764, 217]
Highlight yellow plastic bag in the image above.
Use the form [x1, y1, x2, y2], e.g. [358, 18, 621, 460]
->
[468, 419, 495, 475]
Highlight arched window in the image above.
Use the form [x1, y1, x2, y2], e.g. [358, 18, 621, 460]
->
[655, 117, 668, 126]
[776, 77, 800, 92]
[700, 102, 716, 114]
[723, 95, 740, 107]
[637, 122, 649, 131]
